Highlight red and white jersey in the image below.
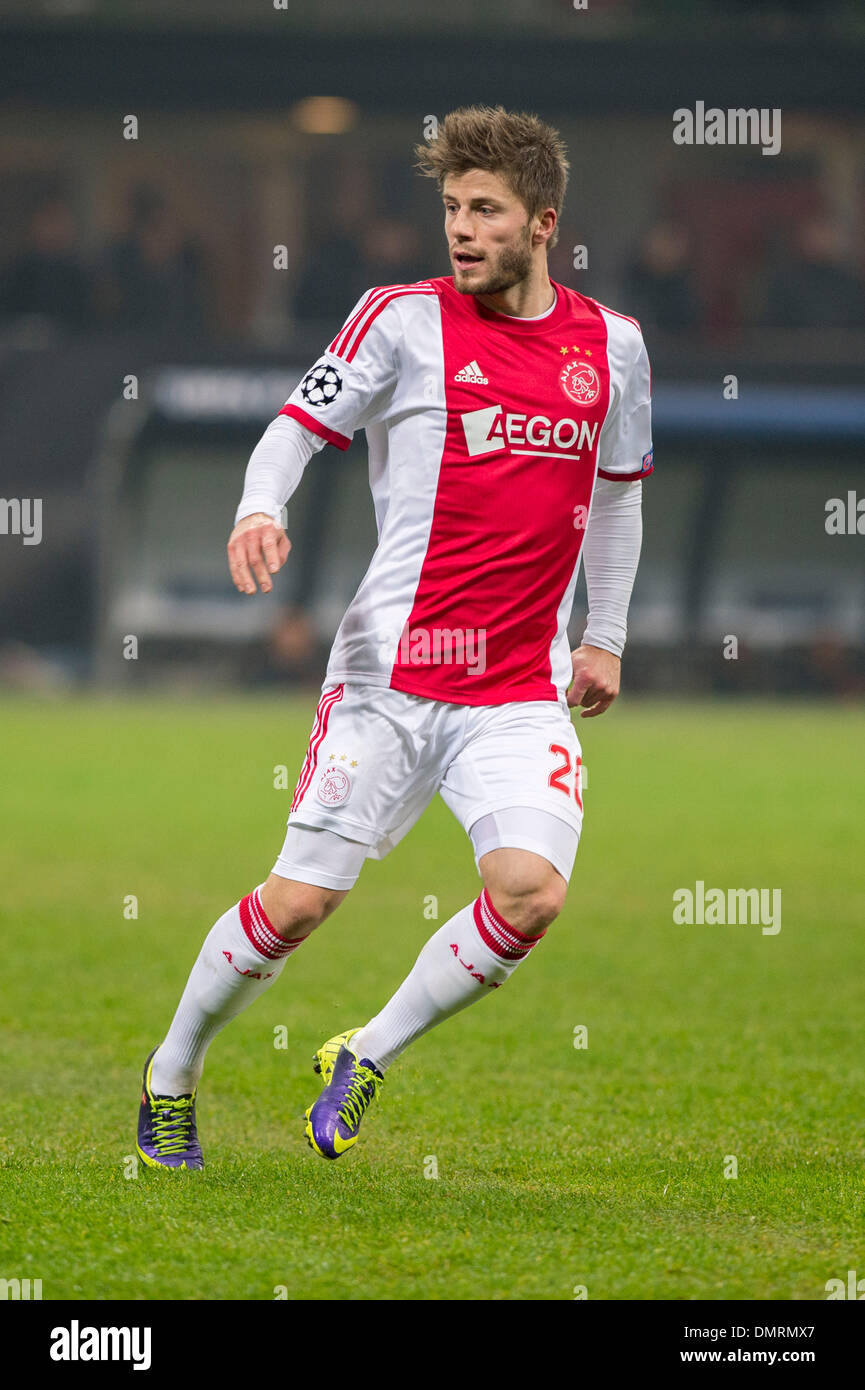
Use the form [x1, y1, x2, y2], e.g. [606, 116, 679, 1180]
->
[280, 276, 653, 706]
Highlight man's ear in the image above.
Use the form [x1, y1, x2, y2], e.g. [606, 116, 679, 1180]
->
[533, 207, 557, 248]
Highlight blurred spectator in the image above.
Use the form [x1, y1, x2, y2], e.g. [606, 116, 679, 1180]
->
[293, 214, 425, 324]
[0, 195, 92, 330]
[245, 606, 326, 686]
[293, 229, 365, 322]
[803, 634, 865, 697]
[762, 215, 865, 329]
[623, 220, 699, 332]
[101, 186, 206, 336]
[359, 215, 425, 289]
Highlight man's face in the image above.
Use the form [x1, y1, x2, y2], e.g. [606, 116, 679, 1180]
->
[443, 169, 540, 296]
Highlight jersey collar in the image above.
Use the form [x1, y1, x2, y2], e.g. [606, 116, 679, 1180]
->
[444, 277, 571, 334]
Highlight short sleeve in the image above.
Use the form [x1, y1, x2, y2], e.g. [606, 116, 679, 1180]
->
[279, 286, 402, 451]
[596, 329, 653, 482]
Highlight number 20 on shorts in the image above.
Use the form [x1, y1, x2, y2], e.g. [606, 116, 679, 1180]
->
[548, 743, 583, 811]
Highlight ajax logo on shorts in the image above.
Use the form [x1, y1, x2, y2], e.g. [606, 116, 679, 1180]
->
[316, 762, 352, 807]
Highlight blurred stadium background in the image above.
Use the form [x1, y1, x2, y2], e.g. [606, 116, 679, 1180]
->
[2, 0, 865, 1311]
[0, 0, 863, 698]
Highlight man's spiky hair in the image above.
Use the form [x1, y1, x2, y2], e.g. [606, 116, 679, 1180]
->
[414, 105, 569, 248]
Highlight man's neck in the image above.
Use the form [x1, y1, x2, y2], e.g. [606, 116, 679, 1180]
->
[475, 268, 555, 319]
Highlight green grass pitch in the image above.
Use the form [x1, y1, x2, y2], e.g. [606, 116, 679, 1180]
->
[1, 693, 863, 1301]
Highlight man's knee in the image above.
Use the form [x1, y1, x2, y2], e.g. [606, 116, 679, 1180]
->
[480, 849, 567, 937]
[259, 874, 348, 938]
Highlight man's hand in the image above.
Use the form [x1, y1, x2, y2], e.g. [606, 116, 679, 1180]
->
[227, 512, 291, 595]
[567, 644, 621, 718]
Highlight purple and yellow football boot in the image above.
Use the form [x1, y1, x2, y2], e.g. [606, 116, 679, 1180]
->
[305, 1029, 383, 1160]
[136, 1049, 204, 1171]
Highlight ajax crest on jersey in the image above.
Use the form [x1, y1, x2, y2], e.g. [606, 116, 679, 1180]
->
[316, 763, 352, 807]
[559, 359, 601, 407]
[300, 362, 343, 409]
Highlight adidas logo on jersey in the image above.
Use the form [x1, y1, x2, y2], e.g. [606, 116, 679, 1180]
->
[454, 360, 489, 385]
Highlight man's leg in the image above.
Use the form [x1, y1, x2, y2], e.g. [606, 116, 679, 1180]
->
[138, 824, 368, 1168]
[304, 838, 569, 1160]
[148, 873, 346, 1097]
[148, 820, 369, 1096]
[350, 836, 569, 1073]
[349, 699, 585, 1075]
[305, 703, 583, 1156]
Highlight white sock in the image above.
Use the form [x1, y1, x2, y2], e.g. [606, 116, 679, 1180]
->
[351, 889, 545, 1072]
[150, 886, 305, 1096]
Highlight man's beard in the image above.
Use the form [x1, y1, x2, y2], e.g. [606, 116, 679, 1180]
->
[455, 229, 533, 296]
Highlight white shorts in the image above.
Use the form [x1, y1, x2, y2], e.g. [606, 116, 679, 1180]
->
[272, 682, 584, 889]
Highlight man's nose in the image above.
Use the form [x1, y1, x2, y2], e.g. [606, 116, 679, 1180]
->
[450, 210, 474, 239]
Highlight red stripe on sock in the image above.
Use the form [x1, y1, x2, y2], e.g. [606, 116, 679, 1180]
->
[473, 889, 545, 961]
[239, 888, 306, 961]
